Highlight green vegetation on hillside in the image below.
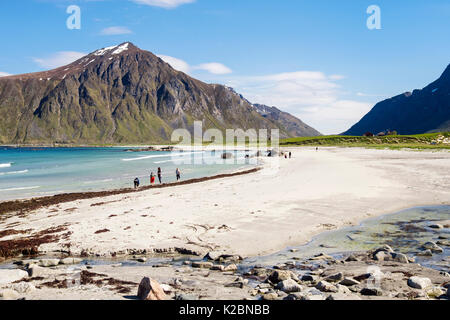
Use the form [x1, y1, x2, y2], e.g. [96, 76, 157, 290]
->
[281, 133, 450, 150]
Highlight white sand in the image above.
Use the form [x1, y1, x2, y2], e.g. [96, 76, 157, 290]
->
[1, 147, 449, 258]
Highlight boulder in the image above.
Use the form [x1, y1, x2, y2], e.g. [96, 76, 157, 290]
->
[391, 252, 409, 264]
[39, 259, 60, 267]
[137, 277, 166, 300]
[268, 270, 292, 283]
[360, 287, 383, 296]
[0, 269, 28, 285]
[407, 276, 432, 290]
[275, 279, 302, 293]
[325, 272, 344, 282]
[315, 280, 338, 293]
[339, 277, 360, 286]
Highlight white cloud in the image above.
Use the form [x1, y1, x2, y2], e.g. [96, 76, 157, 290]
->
[131, 0, 195, 9]
[100, 26, 133, 36]
[226, 71, 373, 135]
[157, 54, 232, 75]
[0, 72, 11, 77]
[157, 55, 191, 73]
[33, 51, 87, 69]
[193, 63, 232, 75]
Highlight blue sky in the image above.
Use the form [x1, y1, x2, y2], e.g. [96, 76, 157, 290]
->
[0, 0, 449, 134]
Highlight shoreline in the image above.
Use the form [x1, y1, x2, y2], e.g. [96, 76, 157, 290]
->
[0, 166, 261, 216]
[0, 147, 449, 261]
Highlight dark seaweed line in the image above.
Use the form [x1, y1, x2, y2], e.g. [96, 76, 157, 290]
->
[0, 167, 261, 215]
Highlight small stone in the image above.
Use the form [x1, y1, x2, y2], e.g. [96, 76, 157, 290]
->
[191, 261, 213, 269]
[268, 270, 292, 283]
[391, 252, 409, 264]
[39, 259, 60, 267]
[339, 277, 360, 286]
[360, 287, 383, 296]
[211, 265, 225, 271]
[325, 272, 344, 282]
[407, 276, 432, 290]
[315, 280, 338, 293]
[297, 288, 327, 300]
[373, 251, 390, 261]
[275, 279, 302, 293]
[417, 249, 433, 257]
[429, 224, 443, 229]
[301, 274, 318, 282]
[224, 264, 238, 272]
[310, 253, 333, 261]
[345, 254, 359, 262]
[60, 257, 83, 265]
[0, 269, 29, 285]
[422, 242, 443, 253]
[137, 277, 166, 300]
[262, 293, 278, 300]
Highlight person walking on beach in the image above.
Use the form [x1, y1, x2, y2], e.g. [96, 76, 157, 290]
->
[176, 168, 181, 181]
[289, 151, 292, 159]
[134, 178, 140, 189]
[150, 172, 155, 185]
[157, 167, 162, 184]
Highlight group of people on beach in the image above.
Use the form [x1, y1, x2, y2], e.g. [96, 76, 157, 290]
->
[133, 167, 181, 189]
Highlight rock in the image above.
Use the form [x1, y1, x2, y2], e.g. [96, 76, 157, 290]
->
[373, 250, 390, 261]
[0, 289, 20, 300]
[191, 261, 213, 269]
[345, 254, 359, 262]
[262, 293, 278, 300]
[60, 257, 83, 265]
[426, 287, 445, 298]
[275, 279, 302, 293]
[301, 274, 318, 282]
[14, 259, 39, 266]
[175, 294, 198, 300]
[315, 280, 338, 293]
[436, 240, 450, 247]
[137, 277, 166, 300]
[310, 253, 333, 261]
[9, 282, 36, 294]
[297, 288, 327, 300]
[39, 259, 60, 267]
[374, 245, 394, 254]
[268, 270, 292, 283]
[429, 224, 443, 229]
[422, 242, 444, 253]
[417, 249, 433, 257]
[224, 264, 238, 272]
[326, 293, 362, 300]
[360, 287, 383, 296]
[339, 277, 360, 286]
[407, 276, 432, 290]
[0, 269, 29, 285]
[211, 265, 225, 271]
[204, 251, 223, 261]
[160, 284, 173, 293]
[27, 265, 50, 277]
[337, 284, 352, 294]
[391, 252, 409, 264]
[325, 272, 344, 282]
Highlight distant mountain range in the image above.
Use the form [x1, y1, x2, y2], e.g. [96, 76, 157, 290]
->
[344, 64, 450, 136]
[0, 42, 320, 145]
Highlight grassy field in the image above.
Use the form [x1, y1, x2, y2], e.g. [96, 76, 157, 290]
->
[280, 133, 450, 150]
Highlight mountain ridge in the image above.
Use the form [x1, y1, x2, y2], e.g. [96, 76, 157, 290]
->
[344, 64, 450, 136]
[0, 42, 321, 145]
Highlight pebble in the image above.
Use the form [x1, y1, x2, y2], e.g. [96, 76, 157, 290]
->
[360, 287, 383, 296]
[391, 252, 409, 264]
[325, 272, 344, 282]
[315, 280, 338, 293]
[339, 277, 360, 286]
[407, 276, 432, 290]
[275, 279, 303, 293]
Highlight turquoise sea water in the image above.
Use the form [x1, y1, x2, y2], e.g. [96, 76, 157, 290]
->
[0, 147, 255, 201]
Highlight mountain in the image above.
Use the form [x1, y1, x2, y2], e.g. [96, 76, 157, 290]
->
[0, 42, 320, 145]
[344, 64, 450, 136]
[252, 104, 321, 137]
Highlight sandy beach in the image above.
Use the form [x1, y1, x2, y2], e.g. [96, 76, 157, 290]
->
[1, 147, 449, 259]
